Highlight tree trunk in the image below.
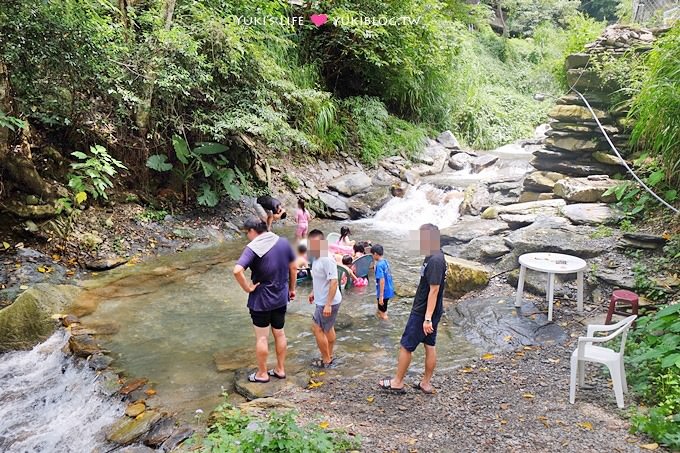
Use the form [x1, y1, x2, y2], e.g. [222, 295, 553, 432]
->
[118, 0, 129, 28]
[0, 60, 64, 200]
[135, 0, 176, 136]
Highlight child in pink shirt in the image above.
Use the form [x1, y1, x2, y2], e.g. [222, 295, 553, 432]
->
[295, 199, 312, 240]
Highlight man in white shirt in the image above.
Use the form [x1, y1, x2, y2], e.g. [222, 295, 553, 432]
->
[307, 229, 342, 368]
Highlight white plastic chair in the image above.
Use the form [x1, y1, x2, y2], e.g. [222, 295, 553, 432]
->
[569, 315, 637, 409]
[326, 232, 341, 244]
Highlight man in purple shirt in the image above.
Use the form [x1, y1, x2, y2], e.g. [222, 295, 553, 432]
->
[233, 217, 297, 383]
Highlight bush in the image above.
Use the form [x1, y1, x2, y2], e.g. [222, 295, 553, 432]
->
[627, 303, 680, 449]
[69, 145, 126, 201]
[191, 400, 360, 452]
[630, 26, 680, 186]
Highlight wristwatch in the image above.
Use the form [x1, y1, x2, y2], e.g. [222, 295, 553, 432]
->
[424, 319, 432, 324]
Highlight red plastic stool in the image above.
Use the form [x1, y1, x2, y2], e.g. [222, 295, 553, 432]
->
[605, 289, 639, 325]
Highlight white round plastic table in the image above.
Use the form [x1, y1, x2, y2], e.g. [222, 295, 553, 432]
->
[514, 252, 587, 321]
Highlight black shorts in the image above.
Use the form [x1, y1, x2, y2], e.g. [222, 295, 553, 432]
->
[249, 305, 287, 329]
[377, 297, 390, 313]
[400, 311, 442, 352]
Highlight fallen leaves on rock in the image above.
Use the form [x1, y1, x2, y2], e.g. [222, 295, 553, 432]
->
[640, 443, 659, 450]
[522, 393, 535, 399]
[578, 421, 593, 431]
[308, 380, 324, 389]
[319, 421, 330, 429]
[481, 353, 495, 360]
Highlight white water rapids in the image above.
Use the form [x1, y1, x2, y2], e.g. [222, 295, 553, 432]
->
[0, 331, 124, 453]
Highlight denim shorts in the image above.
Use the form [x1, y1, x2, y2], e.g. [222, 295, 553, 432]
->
[400, 311, 442, 352]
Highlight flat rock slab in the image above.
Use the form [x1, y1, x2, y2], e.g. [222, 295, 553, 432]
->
[553, 177, 617, 203]
[106, 410, 162, 445]
[445, 236, 510, 262]
[595, 267, 635, 289]
[481, 199, 567, 220]
[451, 297, 567, 352]
[234, 367, 290, 400]
[436, 130, 461, 149]
[561, 203, 621, 225]
[471, 154, 499, 172]
[440, 218, 509, 245]
[504, 220, 615, 258]
[84, 257, 129, 271]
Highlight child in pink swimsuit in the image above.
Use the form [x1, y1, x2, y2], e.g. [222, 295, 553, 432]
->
[295, 199, 311, 239]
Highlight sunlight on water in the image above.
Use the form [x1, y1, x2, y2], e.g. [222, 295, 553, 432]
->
[0, 331, 124, 452]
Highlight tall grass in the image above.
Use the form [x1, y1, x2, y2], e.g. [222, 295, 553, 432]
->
[630, 26, 680, 185]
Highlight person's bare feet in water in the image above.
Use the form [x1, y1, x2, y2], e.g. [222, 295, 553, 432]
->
[376, 310, 389, 320]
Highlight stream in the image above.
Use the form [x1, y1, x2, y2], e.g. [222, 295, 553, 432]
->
[0, 144, 536, 450]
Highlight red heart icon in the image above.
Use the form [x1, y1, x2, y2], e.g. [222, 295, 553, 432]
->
[310, 14, 328, 27]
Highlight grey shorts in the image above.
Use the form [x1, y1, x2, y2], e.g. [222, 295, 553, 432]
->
[312, 303, 341, 332]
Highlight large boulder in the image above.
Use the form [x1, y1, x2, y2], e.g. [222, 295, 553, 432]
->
[327, 172, 372, 197]
[445, 257, 491, 298]
[548, 104, 609, 122]
[523, 171, 565, 193]
[448, 153, 473, 170]
[553, 177, 618, 203]
[504, 220, 615, 258]
[106, 411, 163, 445]
[470, 154, 499, 173]
[458, 184, 491, 216]
[436, 130, 461, 149]
[351, 187, 392, 213]
[318, 192, 349, 214]
[440, 218, 510, 245]
[0, 284, 81, 353]
[561, 203, 621, 225]
[411, 144, 448, 176]
[481, 199, 567, 219]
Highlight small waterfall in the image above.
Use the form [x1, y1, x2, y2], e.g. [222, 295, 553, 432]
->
[0, 331, 124, 453]
[365, 184, 463, 231]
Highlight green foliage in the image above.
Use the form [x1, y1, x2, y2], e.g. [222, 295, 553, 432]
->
[147, 135, 240, 207]
[135, 208, 168, 223]
[498, 0, 581, 36]
[580, 0, 622, 22]
[0, 110, 26, 131]
[627, 303, 680, 448]
[69, 145, 126, 201]
[590, 225, 613, 238]
[618, 218, 636, 232]
[603, 154, 678, 217]
[191, 399, 360, 452]
[341, 96, 426, 164]
[630, 25, 680, 186]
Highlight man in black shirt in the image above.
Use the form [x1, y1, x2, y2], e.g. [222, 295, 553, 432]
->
[379, 223, 447, 394]
[255, 195, 287, 231]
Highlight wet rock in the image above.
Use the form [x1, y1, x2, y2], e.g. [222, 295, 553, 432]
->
[444, 256, 491, 298]
[318, 192, 349, 214]
[553, 177, 618, 203]
[334, 312, 354, 331]
[106, 410, 162, 445]
[561, 203, 621, 225]
[126, 402, 146, 418]
[0, 284, 81, 353]
[451, 297, 567, 351]
[481, 199, 567, 220]
[394, 283, 417, 298]
[523, 171, 565, 192]
[120, 378, 149, 395]
[143, 417, 176, 448]
[488, 180, 523, 193]
[458, 184, 491, 216]
[391, 182, 408, 198]
[412, 144, 448, 176]
[1, 201, 58, 219]
[213, 347, 253, 372]
[436, 130, 461, 149]
[84, 257, 129, 271]
[88, 353, 113, 371]
[504, 221, 614, 258]
[69, 334, 101, 357]
[448, 153, 472, 170]
[440, 218, 509, 245]
[348, 187, 392, 219]
[327, 172, 372, 197]
[61, 314, 80, 326]
[159, 426, 194, 451]
[78, 320, 121, 335]
[234, 367, 289, 400]
[347, 199, 372, 220]
[622, 232, 668, 246]
[470, 154, 499, 173]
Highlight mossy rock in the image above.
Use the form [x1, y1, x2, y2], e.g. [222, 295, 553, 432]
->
[444, 256, 491, 298]
[0, 284, 81, 352]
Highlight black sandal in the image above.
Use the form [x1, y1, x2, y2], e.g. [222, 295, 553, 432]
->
[311, 357, 334, 368]
[268, 369, 286, 379]
[378, 378, 406, 394]
[248, 372, 270, 383]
